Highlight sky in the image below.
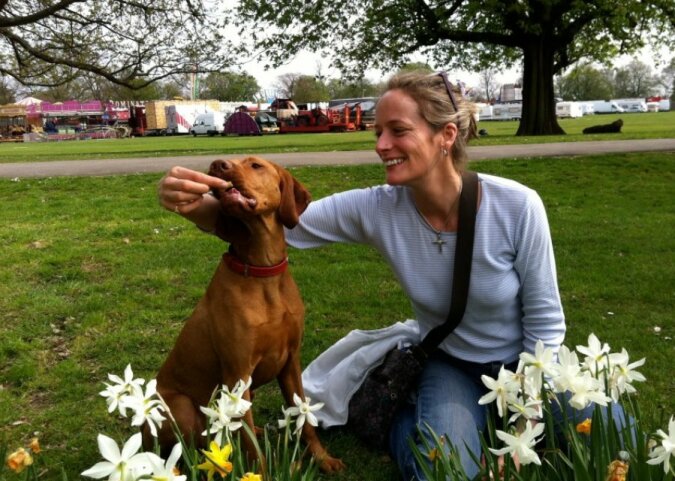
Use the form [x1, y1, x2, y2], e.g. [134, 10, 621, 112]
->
[237, 45, 671, 97]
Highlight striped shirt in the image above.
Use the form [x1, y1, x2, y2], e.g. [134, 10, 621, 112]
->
[286, 173, 565, 363]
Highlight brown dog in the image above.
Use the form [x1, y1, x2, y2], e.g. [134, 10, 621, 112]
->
[146, 156, 344, 472]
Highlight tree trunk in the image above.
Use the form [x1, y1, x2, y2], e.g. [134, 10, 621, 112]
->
[516, 40, 565, 136]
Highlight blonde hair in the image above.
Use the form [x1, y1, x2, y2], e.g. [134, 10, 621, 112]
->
[383, 71, 478, 171]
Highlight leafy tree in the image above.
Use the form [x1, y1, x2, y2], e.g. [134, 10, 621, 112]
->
[274, 74, 330, 103]
[658, 57, 675, 97]
[612, 60, 660, 97]
[327, 78, 381, 99]
[200, 71, 261, 101]
[0, 77, 18, 104]
[397, 62, 434, 74]
[232, 1, 675, 136]
[0, 0, 233, 89]
[292, 76, 330, 103]
[556, 64, 614, 100]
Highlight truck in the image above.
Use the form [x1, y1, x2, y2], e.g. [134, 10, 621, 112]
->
[556, 101, 584, 118]
[268, 98, 361, 133]
[189, 112, 226, 136]
[589, 100, 624, 114]
[613, 98, 648, 113]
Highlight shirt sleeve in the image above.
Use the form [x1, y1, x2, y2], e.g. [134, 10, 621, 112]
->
[285, 188, 376, 248]
[513, 190, 566, 354]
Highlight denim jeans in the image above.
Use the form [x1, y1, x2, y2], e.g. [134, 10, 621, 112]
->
[387, 353, 630, 481]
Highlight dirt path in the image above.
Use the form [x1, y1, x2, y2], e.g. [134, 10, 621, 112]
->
[1, 138, 674, 178]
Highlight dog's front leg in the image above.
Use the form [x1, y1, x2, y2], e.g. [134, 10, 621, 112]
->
[277, 354, 345, 473]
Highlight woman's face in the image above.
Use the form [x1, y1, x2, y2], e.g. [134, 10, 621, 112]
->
[374, 89, 448, 187]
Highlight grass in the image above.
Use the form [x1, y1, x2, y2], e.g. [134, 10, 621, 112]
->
[1, 111, 674, 163]
[0, 152, 673, 480]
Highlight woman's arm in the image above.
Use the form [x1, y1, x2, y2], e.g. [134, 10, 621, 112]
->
[514, 191, 566, 353]
[157, 166, 231, 232]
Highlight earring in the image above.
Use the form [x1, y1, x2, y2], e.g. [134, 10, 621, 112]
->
[442, 148, 448, 156]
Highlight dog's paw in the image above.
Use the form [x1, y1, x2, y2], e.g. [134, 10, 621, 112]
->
[318, 455, 346, 473]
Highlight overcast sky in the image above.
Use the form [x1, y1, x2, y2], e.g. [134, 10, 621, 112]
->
[238, 44, 671, 96]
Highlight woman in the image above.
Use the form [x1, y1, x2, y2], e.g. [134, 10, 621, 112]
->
[158, 71, 565, 479]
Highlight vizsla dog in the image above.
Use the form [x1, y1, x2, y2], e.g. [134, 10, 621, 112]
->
[146, 156, 344, 472]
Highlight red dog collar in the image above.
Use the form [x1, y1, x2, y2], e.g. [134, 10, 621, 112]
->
[224, 253, 288, 277]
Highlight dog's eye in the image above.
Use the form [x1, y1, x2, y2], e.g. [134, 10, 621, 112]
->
[250, 162, 262, 169]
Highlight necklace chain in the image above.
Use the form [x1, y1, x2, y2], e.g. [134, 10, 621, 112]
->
[423, 180, 463, 253]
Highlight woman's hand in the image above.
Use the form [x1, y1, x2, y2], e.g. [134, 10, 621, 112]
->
[158, 166, 231, 215]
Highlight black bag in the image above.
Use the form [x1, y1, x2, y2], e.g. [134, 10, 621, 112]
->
[347, 171, 479, 450]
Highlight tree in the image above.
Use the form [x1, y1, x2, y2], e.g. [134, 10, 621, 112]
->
[0, 0, 234, 89]
[274, 74, 330, 103]
[556, 64, 614, 100]
[327, 78, 381, 99]
[232, 1, 675, 136]
[478, 69, 500, 103]
[0, 77, 17, 104]
[200, 71, 261, 101]
[612, 60, 660, 98]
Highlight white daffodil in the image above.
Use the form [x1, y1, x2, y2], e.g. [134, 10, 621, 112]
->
[576, 333, 611, 376]
[99, 364, 145, 416]
[123, 379, 166, 437]
[223, 377, 253, 416]
[551, 345, 582, 393]
[607, 348, 646, 402]
[278, 405, 294, 430]
[489, 422, 545, 466]
[507, 396, 543, 424]
[81, 432, 153, 481]
[647, 416, 675, 474]
[285, 393, 324, 434]
[567, 371, 611, 410]
[200, 379, 252, 444]
[479, 366, 520, 418]
[146, 443, 187, 481]
[520, 340, 558, 385]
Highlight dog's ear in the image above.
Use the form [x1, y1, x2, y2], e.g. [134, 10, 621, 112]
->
[277, 166, 311, 229]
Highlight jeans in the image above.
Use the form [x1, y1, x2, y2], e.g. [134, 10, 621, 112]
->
[388, 354, 630, 481]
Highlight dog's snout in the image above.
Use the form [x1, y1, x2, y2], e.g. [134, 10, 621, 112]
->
[210, 159, 232, 176]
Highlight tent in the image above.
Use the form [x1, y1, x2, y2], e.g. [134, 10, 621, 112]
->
[16, 97, 43, 106]
[223, 112, 261, 136]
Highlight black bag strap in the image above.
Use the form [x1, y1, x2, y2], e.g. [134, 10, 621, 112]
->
[414, 170, 479, 359]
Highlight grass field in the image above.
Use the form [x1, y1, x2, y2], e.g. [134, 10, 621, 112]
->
[0, 111, 674, 163]
[0, 153, 673, 480]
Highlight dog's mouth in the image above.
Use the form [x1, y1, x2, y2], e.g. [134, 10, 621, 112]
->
[212, 184, 258, 210]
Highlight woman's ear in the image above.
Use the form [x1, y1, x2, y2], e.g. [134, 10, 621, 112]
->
[443, 122, 459, 151]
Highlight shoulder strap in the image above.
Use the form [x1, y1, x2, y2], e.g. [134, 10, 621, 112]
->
[415, 170, 479, 359]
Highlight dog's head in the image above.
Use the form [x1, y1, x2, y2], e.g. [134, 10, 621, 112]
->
[208, 156, 311, 228]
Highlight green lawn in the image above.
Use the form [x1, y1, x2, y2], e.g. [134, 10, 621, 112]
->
[0, 153, 673, 480]
[1, 111, 674, 163]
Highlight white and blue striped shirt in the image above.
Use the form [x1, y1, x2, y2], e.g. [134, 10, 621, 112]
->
[286, 173, 565, 363]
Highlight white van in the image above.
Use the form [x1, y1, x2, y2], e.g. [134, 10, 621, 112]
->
[190, 112, 226, 136]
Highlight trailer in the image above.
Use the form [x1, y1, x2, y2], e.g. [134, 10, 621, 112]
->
[556, 101, 584, 118]
[139, 99, 221, 135]
[614, 98, 648, 113]
[589, 100, 624, 114]
[491, 103, 522, 120]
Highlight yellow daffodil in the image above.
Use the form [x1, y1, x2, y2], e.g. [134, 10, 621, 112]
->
[197, 441, 233, 481]
[576, 418, 592, 435]
[6, 447, 34, 473]
[428, 447, 441, 462]
[29, 437, 41, 454]
[240, 472, 262, 481]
